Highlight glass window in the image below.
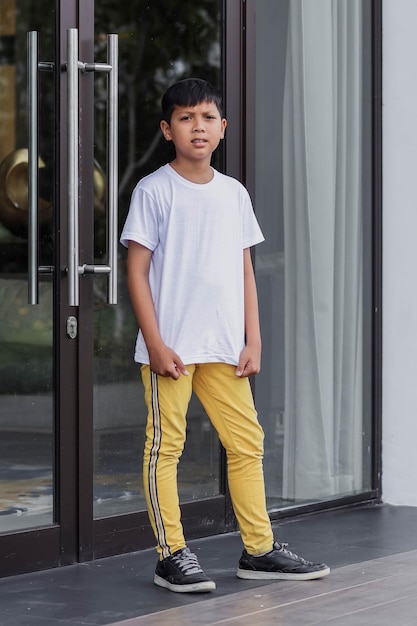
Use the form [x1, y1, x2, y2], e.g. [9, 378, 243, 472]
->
[92, 1, 223, 518]
[0, 0, 55, 532]
[253, 0, 373, 510]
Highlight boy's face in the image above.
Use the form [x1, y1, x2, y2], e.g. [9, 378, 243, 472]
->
[160, 100, 227, 164]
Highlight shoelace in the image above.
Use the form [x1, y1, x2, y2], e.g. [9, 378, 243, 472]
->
[172, 548, 204, 575]
[276, 542, 309, 565]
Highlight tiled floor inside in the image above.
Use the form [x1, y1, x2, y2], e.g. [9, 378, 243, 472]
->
[1, 503, 417, 625]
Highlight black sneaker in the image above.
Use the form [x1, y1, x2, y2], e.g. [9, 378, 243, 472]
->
[237, 542, 330, 581]
[154, 547, 216, 593]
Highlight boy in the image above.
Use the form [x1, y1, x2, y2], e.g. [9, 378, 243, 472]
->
[120, 78, 330, 593]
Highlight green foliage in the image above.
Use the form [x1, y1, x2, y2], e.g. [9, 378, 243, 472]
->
[94, 0, 222, 215]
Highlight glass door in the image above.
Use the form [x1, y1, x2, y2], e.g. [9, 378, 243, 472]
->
[90, 0, 229, 556]
[0, 0, 234, 577]
[0, 0, 121, 575]
[0, 0, 59, 575]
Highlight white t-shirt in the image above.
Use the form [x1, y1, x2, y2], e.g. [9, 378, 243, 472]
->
[120, 164, 264, 365]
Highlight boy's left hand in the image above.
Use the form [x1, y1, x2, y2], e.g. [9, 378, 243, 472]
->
[236, 345, 261, 377]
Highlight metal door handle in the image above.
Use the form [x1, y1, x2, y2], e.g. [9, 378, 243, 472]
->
[27, 31, 54, 305]
[67, 28, 79, 307]
[67, 28, 118, 306]
[27, 31, 39, 305]
[107, 34, 118, 305]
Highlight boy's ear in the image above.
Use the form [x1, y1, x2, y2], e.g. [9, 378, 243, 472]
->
[220, 118, 227, 139]
[160, 120, 172, 141]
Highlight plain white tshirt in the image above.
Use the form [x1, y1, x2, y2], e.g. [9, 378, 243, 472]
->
[120, 164, 264, 365]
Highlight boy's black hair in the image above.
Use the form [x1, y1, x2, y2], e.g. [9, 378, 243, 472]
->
[161, 78, 223, 123]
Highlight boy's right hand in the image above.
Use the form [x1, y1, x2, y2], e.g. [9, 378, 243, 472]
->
[148, 344, 189, 380]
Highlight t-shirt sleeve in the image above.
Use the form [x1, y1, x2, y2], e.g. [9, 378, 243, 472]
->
[120, 184, 159, 250]
[241, 186, 265, 248]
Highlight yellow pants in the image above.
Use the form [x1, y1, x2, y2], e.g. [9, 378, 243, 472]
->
[141, 362, 274, 559]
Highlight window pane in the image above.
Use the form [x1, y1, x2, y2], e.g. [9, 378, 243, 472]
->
[0, 0, 55, 532]
[93, 0, 223, 518]
[254, 0, 373, 510]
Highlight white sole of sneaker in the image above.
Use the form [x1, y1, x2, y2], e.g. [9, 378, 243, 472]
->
[236, 566, 330, 581]
[154, 574, 216, 593]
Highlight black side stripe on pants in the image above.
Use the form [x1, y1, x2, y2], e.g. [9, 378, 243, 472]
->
[148, 371, 170, 558]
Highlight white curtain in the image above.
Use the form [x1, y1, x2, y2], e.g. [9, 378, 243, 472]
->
[282, 0, 364, 499]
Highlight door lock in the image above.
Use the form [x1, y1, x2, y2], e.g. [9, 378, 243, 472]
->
[66, 315, 78, 339]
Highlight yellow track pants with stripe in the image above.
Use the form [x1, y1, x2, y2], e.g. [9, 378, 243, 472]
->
[141, 362, 274, 559]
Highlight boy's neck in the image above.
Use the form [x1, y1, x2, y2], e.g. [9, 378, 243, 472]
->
[169, 158, 214, 184]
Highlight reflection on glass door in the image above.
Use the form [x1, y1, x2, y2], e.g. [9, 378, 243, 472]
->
[0, 0, 55, 532]
[92, 1, 223, 518]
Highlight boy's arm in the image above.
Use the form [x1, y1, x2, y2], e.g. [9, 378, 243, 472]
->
[126, 240, 188, 379]
[236, 248, 262, 377]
